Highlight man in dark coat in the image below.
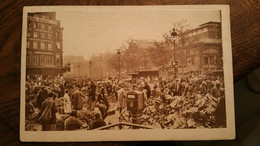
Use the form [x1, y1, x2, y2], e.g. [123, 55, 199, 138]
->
[72, 87, 86, 111]
[106, 82, 113, 97]
[96, 88, 109, 119]
[38, 93, 57, 131]
[91, 113, 106, 129]
[36, 87, 48, 109]
[144, 82, 151, 99]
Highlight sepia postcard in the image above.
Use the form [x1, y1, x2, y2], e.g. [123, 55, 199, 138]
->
[20, 5, 235, 141]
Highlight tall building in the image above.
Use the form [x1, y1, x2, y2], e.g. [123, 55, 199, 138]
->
[176, 21, 223, 74]
[26, 12, 63, 77]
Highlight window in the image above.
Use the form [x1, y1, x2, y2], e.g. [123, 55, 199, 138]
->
[203, 28, 208, 32]
[32, 55, 39, 65]
[204, 56, 209, 65]
[26, 41, 30, 48]
[48, 43, 52, 50]
[33, 42, 37, 49]
[56, 54, 60, 65]
[46, 56, 53, 65]
[48, 25, 52, 31]
[47, 33, 52, 39]
[32, 22, 36, 29]
[191, 57, 195, 65]
[40, 42, 45, 50]
[55, 32, 59, 39]
[187, 58, 191, 65]
[209, 56, 215, 65]
[56, 42, 61, 49]
[40, 56, 45, 66]
[33, 32, 38, 38]
[37, 23, 41, 29]
[41, 32, 46, 39]
[41, 23, 45, 30]
[27, 31, 30, 37]
[26, 54, 30, 65]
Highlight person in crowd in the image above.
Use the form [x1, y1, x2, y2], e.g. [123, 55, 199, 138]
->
[36, 86, 49, 109]
[58, 84, 65, 98]
[71, 86, 86, 111]
[52, 82, 61, 98]
[90, 81, 96, 93]
[106, 82, 113, 97]
[38, 92, 57, 131]
[117, 84, 126, 113]
[91, 113, 106, 129]
[89, 86, 96, 111]
[96, 88, 109, 119]
[144, 82, 151, 99]
[64, 110, 85, 130]
[151, 85, 159, 98]
[63, 90, 72, 114]
[26, 97, 36, 121]
[211, 81, 223, 100]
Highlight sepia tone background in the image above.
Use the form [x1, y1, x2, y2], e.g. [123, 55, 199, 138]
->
[0, 0, 259, 145]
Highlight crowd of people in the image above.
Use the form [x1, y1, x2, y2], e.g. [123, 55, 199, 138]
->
[25, 72, 225, 131]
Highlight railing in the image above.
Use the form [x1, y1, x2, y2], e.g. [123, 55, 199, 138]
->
[94, 122, 154, 130]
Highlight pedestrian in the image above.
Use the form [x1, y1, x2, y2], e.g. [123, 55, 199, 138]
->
[106, 82, 113, 97]
[26, 97, 36, 121]
[63, 90, 72, 114]
[144, 82, 151, 99]
[117, 85, 126, 113]
[71, 86, 85, 111]
[36, 86, 48, 109]
[96, 88, 109, 119]
[38, 92, 57, 131]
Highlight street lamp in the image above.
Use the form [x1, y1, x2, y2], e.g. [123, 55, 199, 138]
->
[117, 49, 122, 78]
[78, 64, 80, 77]
[171, 28, 178, 76]
[89, 61, 92, 79]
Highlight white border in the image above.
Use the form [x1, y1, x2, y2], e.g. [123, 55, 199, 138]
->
[20, 5, 235, 142]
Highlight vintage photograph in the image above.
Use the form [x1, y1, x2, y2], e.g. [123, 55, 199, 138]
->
[20, 6, 235, 141]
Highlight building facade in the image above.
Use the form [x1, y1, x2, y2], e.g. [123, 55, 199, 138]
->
[176, 21, 223, 74]
[26, 12, 64, 78]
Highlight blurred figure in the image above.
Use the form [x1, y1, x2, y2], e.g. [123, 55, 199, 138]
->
[63, 90, 72, 114]
[38, 93, 57, 131]
[71, 86, 86, 111]
[64, 110, 85, 130]
[91, 113, 106, 129]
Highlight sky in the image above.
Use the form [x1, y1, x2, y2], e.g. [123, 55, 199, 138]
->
[56, 7, 220, 60]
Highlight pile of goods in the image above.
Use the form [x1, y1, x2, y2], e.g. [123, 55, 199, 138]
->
[120, 93, 221, 129]
[77, 108, 95, 129]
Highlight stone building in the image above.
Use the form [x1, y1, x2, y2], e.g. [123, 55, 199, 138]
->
[176, 21, 223, 75]
[26, 12, 64, 78]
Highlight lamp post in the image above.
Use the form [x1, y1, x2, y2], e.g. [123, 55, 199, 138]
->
[78, 64, 80, 77]
[171, 28, 178, 76]
[117, 49, 122, 78]
[89, 61, 92, 79]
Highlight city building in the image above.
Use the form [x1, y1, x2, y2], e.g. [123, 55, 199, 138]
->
[176, 21, 223, 75]
[26, 12, 64, 78]
[127, 21, 222, 77]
